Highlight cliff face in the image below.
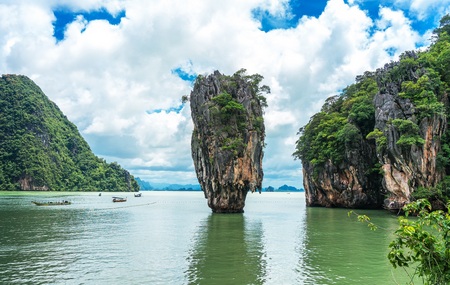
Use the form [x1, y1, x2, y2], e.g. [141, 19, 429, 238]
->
[190, 70, 267, 213]
[296, 44, 449, 209]
[0, 74, 139, 191]
[302, 137, 383, 208]
[374, 57, 447, 210]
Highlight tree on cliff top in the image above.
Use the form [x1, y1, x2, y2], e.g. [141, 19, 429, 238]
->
[293, 75, 377, 167]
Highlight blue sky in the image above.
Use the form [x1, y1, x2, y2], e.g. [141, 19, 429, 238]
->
[1, 0, 449, 188]
[254, 0, 437, 34]
[50, 1, 439, 41]
[53, 8, 125, 42]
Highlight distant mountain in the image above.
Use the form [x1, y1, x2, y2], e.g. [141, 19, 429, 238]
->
[277, 184, 302, 192]
[135, 178, 201, 191]
[0, 74, 139, 191]
[162, 184, 201, 191]
[263, 185, 303, 192]
[135, 178, 302, 192]
[135, 177, 154, 190]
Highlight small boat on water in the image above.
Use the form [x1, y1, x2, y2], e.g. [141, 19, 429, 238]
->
[32, 200, 71, 206]
[112, 197, 127, 202]
[134, 192, 142, 197]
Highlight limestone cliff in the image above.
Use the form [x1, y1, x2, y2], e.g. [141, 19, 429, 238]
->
[295, 37, 450, 209]
[373, 54, 447, 210]
[302, 137, 383, 208]
[189, 70, 268, 213]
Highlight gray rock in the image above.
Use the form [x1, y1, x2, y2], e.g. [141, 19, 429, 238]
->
[190, 70, 266, 213]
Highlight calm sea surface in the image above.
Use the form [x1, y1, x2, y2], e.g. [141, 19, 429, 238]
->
[0, 191, 422, 285]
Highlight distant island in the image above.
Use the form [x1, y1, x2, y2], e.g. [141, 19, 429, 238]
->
[264, 185, 304, 192]
[135, 177, 302, 192]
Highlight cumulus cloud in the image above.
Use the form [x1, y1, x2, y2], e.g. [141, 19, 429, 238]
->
[395, 0, 450, 20]
[0, 0, 444, 188]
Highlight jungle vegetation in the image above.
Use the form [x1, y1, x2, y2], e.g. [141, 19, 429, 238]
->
[293, 14, 450, 202]
[194, 69, 269, 157]
[0, 74, 139, 191]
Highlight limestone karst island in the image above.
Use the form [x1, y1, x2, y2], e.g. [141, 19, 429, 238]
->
[1, 16, 450, 217]
[189, 69, 269, 213]
[294, 15, 450, 212]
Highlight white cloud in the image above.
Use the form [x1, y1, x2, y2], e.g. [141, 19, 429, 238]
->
[396, 0, 450, 20]
[0, 0, 441, 188]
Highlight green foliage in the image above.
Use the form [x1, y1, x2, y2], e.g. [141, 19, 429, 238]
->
[0, 75, 139, 191]
[294, 111, 348, 166]
[388, 199, 450, 284]
[438, 130, 450, 173]
[181, 95, 189, 104]
[293, 76, 378, 167]
[412, 176, 450, 203]
[221, 138, 246, 156]
[232, 68, 270, 108]
[212, 91, 234, 107]
[433, 14, 450, 41]
[351, 198, 450, 284]
[205, 69, 269, 156]
[253, 116, 264, 134]
[210, 92, 247, 142]
[366, 129, 387, 152]
[348, 210, 378, 231]
[391, 119, 425, 147]
[398, 70, 446, 120]
[233, 69, 270, 93]
[337, 123, 361, 146]
[257, 95, 268, 108]
[348, 97, 375, 136]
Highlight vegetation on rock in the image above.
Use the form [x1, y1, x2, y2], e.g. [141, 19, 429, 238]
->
[294, 15, 450, 208]
[189, 69, 268, 213]
[293, 75, 377, 168]
[0, 74, 139, 191]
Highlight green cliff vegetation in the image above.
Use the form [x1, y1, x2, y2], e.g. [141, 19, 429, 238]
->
[196, 69, 269, 157]
[189, 69, 268, 212]
[294, 14, 450, 202]
[0, 74, 139, 191]
[293, 74, 378, 167]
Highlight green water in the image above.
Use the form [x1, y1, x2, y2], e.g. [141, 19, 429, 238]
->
[0, 192, 422, 284]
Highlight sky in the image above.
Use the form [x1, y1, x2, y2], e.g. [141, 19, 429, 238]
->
[0, 0, 449, 189]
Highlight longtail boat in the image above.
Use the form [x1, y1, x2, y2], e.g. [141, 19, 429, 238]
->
[112, 197, 127, 202]
[32, 200, 71, 206]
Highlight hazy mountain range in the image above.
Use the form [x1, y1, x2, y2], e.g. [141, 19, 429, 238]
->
[136, 177, 303, 192]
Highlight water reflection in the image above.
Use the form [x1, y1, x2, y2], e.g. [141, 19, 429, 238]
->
[186, 214, 266, 285]
[300, 207, 420, 285]
[0, 195, 130, 284]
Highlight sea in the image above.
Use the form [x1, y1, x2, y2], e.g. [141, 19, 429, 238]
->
[0, 191, 422, 285]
